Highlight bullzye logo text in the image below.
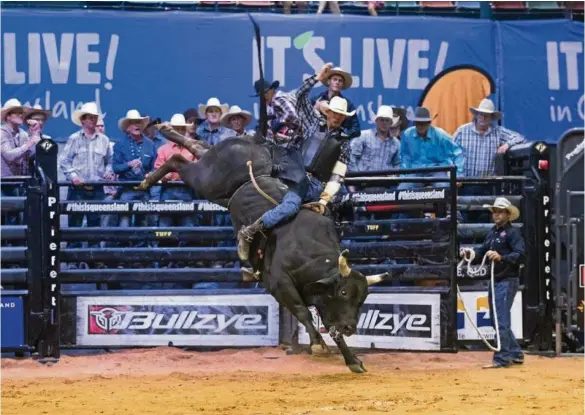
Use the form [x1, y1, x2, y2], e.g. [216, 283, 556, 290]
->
[87, 305, 269, 335]
[356, 304, 433, 338]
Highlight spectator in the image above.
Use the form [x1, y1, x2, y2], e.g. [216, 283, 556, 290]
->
[24, 104, 52, 141]
[112, 110, 157, 239]
[183, 108, 203, 139]
[143, 116, 167, 228]
[59, 102, 113, 248]
[317, 1, 341, 14]
[283, 1, 309, 14]
[196, 98, 235, 146]
[99, 121, 120, 240]
[1, 99, 38, 178]
[220, 105, 255, 137]
[399, 107, 464, 190]
[311, 67, 360, 140]
[454, 98, 526, 195]
[155, 114, 199, 236]
[350, 106, 401, 173]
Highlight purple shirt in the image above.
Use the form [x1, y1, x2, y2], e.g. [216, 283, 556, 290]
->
[0, 124, 35, 177]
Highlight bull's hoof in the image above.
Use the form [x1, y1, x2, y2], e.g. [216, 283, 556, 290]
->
[310, 344, 331, 356]
[134, 180, 150, 191]
[348, 361, 368, 374]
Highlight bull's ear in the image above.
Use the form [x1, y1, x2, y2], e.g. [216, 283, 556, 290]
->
[304, 275, 337, 297]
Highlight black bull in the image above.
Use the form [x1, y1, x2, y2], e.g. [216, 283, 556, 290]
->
[137, 130, 387, 373]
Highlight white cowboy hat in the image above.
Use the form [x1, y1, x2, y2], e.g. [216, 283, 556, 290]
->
[322, 67, 353, 90]
[169, 113, 193, 128]
[1, 98, 25, 122]
[321, 96, 356, 117]
[375, 105, 400, 127]
[470, 98, 501, 121]
[220, 105, 253, 128]
[72, 102, 102, 126]
[118, 109, 149, 132]
[198, 97, 229, 118]
[483, 197, 520, 221]
[24, 104, 52, 122]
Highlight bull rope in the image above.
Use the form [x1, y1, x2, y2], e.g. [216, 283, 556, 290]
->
[456, 252, 501, 352]
[247, 161, 279, 206]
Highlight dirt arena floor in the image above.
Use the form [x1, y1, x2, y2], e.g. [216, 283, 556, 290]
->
[1, 347, 583, 415]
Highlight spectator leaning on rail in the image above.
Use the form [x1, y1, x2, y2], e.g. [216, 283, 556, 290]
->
[112, 110, 157, 241]
[398, 106, 464, 190]
[220, 105, 255, 137]
[196, 98, 235, 146]
[60, 102, 113, 248]
[349, 105, 401, 173]
[311, 66, 361, 140]
[460, 197, 525, 369]
[454, 98, 526, 196]
[0, 99, 38, 178]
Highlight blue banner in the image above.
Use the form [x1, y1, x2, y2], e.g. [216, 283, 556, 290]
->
[1, 295, 25, 348]
[1, 10, 583, 143]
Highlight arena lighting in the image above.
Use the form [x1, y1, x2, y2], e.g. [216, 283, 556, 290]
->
[538, 160, 549, 170]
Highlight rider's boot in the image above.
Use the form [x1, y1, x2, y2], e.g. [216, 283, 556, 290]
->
[237, 217, 265, 261]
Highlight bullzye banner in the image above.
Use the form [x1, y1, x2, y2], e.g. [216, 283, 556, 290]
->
[298, 293, 441, 350]
[76, 295, 280, 347]
[1, 11, 582, 143]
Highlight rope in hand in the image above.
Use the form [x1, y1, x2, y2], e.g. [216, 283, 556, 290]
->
[456, 250, 501, 352]
[246, 161, 326, 215]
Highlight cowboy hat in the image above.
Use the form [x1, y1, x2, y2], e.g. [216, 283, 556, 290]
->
[321, 96, 356, 117]
[375, 105, 400, 127]
[118, 109, 149, 132]
[220, 105, 253, 128]
[1, 98, 25, 122]
[322, 67, 353, 90]
[24, 104, 52, 122]
[198, 98, 229, 118]
[408, 107, 435, 123]
[483, 197, 520, 221]
[169, 113, 193, 128]
[72, 102, 102, 126]
[470, 98, 501, 121]
[183, 108, 204, 126]
[251, 79, 280, 97]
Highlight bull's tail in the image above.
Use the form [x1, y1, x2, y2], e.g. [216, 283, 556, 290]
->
[249, 13, 268, 144]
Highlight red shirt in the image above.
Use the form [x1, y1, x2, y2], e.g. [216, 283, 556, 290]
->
[154, 142, 197, 182]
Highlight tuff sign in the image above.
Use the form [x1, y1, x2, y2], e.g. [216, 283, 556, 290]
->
[1, 11, 583, 143]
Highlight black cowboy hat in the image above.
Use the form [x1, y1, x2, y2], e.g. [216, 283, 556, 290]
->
[251, 79, 280, 97]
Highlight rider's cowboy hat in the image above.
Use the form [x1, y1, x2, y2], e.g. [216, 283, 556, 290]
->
[72, 102, 102, 126]
[321, 67, 353, 90]
[251, 79, 280, 97]
[1, 99, 25, 122]
[321, 96, 356, 117]
[375, 105, 400, 127]
[118, 109, 149, 132]
[221, 105, 253, 127]
[198, 98, 229, 117]
[24, 104, 52, 122]
[408, 107, 436, 123]
[169, 113, 193, 128]
[483, 197, 520, 221]
[470, 98, 501, 121]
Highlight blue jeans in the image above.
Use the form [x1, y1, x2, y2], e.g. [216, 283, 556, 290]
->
[67, 187, 105, 248]
[159, 187, 198, 228]
[489, 277, 523, 366]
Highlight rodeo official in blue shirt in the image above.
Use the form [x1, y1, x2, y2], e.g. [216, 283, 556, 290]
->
[460, 197, 526, 369]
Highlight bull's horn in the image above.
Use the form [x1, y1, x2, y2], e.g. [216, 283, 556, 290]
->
[338, 250, 351, 277]
[366, 273, 388, 286]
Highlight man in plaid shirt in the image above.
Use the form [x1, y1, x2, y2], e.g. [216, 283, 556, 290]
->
[454, 98, 525, 195]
